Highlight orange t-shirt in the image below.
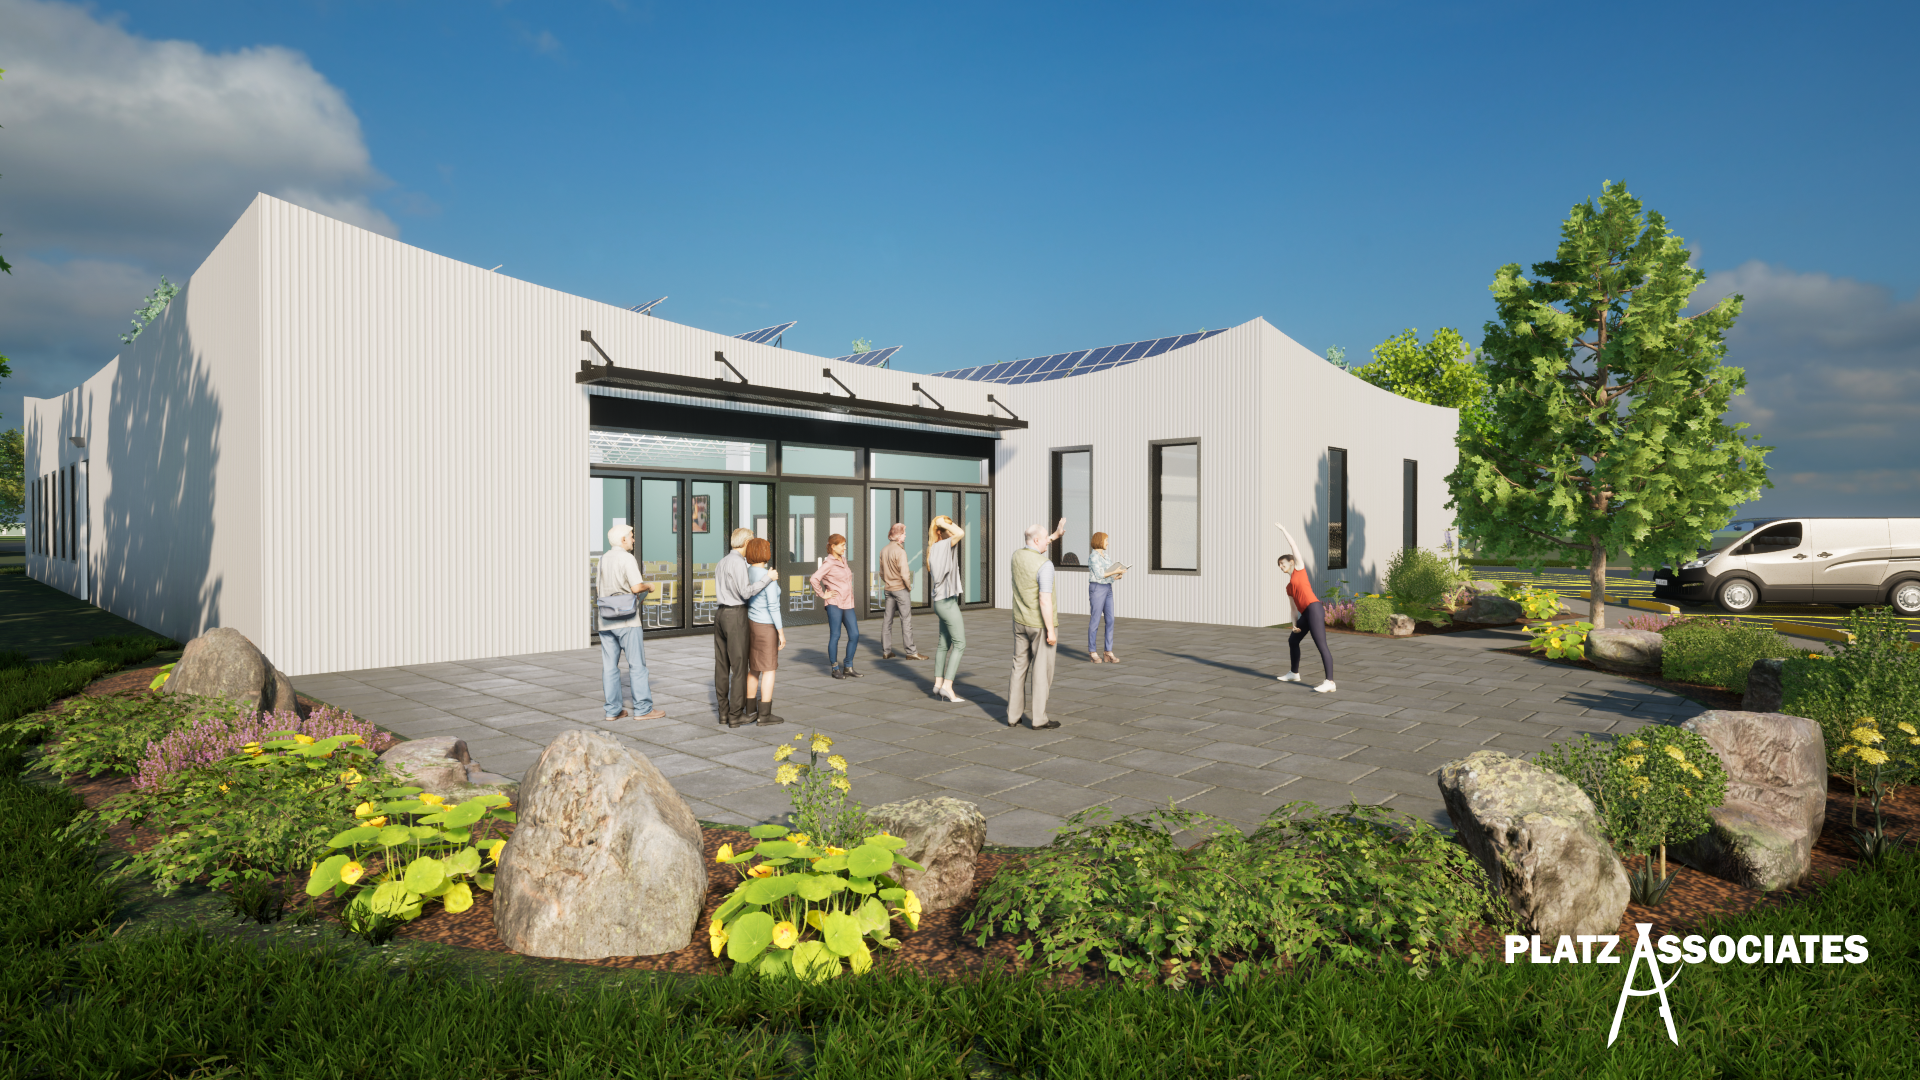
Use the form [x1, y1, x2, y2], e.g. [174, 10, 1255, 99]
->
[1286, 569, 1318, 613]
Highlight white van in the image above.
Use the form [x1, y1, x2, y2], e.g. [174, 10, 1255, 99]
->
[1653, 518, 1920, 614]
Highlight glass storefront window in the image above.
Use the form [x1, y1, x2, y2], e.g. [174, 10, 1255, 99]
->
[870, 450, 986, 485]
[964, 492, 987, 604]
[591, 428, 767, 472]
[590, 477, 630, 554]
[783, 443, 859, 477]
[690, 480, 729, 626]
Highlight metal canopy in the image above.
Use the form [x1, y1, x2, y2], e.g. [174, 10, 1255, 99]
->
[575, 359, 1026, 432]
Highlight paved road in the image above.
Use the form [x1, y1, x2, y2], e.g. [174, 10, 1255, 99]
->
[292, 609, 1706, 846]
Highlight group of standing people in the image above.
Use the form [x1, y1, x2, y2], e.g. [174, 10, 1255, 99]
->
[595, 515, 1335, 731]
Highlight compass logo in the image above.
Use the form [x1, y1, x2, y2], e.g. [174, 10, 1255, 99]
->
[1504, 923, 1870, 1046]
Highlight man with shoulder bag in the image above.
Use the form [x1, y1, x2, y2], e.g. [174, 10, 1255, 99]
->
[597, 525, 662, 721]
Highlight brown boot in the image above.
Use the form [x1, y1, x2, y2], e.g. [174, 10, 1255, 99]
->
[755, 698, 785, 726]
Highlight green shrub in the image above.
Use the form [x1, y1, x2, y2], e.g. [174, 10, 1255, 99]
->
[1538, 727, 1729, 889]
[1782, 607, 1920, 773]
[966, 801, 1507, 986]
[1660, 618, 1792, 692]
[56, 634, 174, 669]
[1384, 547, 1462, 625]
[5, 691, 250, 779]
[0, 773, 120, 948]
[0, 659, 113, 726]
[1354, 596, 1394, 634]
[773, 731, 870, 849]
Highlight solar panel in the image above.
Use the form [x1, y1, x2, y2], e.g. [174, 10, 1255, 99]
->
[928, 327, 1223, 382]
[629, 296, 667, 315]
[828, 346, 902, 367]
[736, 321, 798, 344]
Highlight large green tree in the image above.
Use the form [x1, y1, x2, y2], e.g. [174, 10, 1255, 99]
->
[1446, 181, 1771, 629]
[1353, 327, 1492, 436]
[0, 427, 21, 530]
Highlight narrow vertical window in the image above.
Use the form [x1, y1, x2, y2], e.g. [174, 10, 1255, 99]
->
[1152, 441, 1200, 571]
[1050, 449, 1092, 568]
[1403, 459, 1418, 551]
[1327, 448, 1348, 570]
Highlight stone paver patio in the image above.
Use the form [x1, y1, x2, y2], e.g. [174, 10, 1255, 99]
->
[290, 611, 1706, 846]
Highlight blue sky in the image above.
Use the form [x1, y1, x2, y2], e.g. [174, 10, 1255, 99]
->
[4, 0, 1917, 516]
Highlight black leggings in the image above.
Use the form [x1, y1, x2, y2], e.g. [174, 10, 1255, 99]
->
[1288, 601, 1334, 680]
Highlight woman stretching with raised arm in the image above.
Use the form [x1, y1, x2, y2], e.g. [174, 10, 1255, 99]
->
[1274, 523, 1335, 693]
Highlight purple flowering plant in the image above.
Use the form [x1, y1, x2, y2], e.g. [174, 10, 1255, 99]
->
[135, 706, 391, 790]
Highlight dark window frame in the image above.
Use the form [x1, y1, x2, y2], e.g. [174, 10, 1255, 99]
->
[1049, 446, 1093, 571]
[1328, 447, 1349, 570]
[1403, 459, 1417, 552]
[1149, 438, 1202, 574]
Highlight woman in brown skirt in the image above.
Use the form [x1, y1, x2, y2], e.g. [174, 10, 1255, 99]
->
[743, 537, 787, 726]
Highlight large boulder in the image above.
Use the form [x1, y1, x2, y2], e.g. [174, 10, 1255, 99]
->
[1387, 613, 1416, 637]
[865, 797, 987, 913]
[1585, 628, 1664, 674]
[1673, 711, 1826, 890]
[1742, 659, 1788, 712]
[1438, 751, 1629, 940]
[164, 627, 301, 714]
[377, 737, 518, 799]
[1457, 592, 1525, 625]
[492, 730, 705, 959]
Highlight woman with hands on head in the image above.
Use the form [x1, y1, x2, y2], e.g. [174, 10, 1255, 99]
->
[1274, 523, 1335, 693]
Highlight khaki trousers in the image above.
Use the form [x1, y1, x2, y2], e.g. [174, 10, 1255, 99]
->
[1007, 621, 1056, 727]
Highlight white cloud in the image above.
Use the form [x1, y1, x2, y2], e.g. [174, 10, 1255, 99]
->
[1690, 261, 1920, 515]
[0, 0, 396, 264]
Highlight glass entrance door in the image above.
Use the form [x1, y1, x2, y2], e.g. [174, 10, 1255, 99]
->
[778, 484, 862, 627]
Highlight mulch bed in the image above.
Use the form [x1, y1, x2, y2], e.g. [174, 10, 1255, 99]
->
[1492, 644, 1746, 711]
[44, 660, 1920, 983]
[1329, 617, 1519, 639]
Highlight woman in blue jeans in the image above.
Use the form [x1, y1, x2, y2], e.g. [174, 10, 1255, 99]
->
[927, 516, 969, 702]
[1087, 532, 1127, 662]
[809, 533, 862, 678]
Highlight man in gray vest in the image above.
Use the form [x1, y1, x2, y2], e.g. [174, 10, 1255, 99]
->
[1008, 518, 1066, 729]
[715, 527, 779, 727]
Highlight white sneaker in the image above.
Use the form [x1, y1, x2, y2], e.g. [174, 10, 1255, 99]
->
[1314, 680, 1337, 693]
[1276, 672, 1302, 683]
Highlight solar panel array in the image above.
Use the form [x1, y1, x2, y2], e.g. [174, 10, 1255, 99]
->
[629, 296, 667, 315]
[736, 321, 798, 345]
[827, 345, 901, 368]
[930, 329, 1226, 384]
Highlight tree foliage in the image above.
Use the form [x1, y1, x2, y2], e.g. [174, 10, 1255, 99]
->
[0, 428, 22, 530]
[1445, 181, 1771, 627]
[1352, 327, 1491, 435]
[121, 277, 181, 344]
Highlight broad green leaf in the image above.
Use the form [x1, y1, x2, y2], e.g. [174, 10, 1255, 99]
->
[368, 880, 420, 919]
[375, 825, 413, 847]
[409, 826, 439, 840]
[444, 828, 471, 843]
[403, 855, 446, 894]
[893, 854, 925, 873]
[307, 853, 349, 896]
[755, 949, 792, 979]
[474, 873, 494, 892]
[752, 840, 798, 858]
[805, 910, 826, 932]
[380, 786, 424, 799]
[447, 846, 483, 875]
[494, 810, 517, 823]
[443, 801, 487, 828]
[742, 874, 798, 905]
[748, 824, 788, 839]
[793, 874, 842, 902]
[726, 911, 775, 963]
[475, 793, 512, 808]
[821, 911, 863, 956]
[856, 896, 890, 936]
[713, 892, 749, 923]
[809, 854, 848, 873]
[848, 939, 874, 974]
[791, 940, 839, 982]
[863, 833, 908, 851]
[846, 844, 893, 877]
[878, 888, 905, 902]
[844, 876, 876, 895]
[327, 826, 379, 849]
[442, 882, 474, 914]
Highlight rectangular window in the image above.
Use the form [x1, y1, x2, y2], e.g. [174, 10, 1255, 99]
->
[964, 491, 988, 604]
[781, 443, 860, 477]
[870, 450, 987, 485]
[1151, 441, 1200, 571]
[868, 488, 895, 612]
[1403, 459, 1417, 551]
[1051, 449, 1092, 568]
[589, 428, 768, 472]
[1328, 447, 1348, 570]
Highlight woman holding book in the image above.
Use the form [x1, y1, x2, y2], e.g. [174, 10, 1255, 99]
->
[1087, 532, 1127, 663]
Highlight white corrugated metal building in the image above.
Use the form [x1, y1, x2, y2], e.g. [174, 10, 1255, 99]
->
[23, 195, 1458, 676]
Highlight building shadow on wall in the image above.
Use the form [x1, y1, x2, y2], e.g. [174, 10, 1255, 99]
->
[1305, 448, 1370, 596]
[90, 290, 223, 643]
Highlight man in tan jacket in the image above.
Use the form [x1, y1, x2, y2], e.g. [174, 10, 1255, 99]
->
[878, 523, 927, 660]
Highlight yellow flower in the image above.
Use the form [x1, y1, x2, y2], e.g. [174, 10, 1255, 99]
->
[1857, 747, 1891, 766]
[823, 846, 847, 857]
[1618, 755, 1645, 772]
[716, 843, 735, 864]
[1663, 745, 1688, 765]
[353, 801, 377, 818]
[747, 864, 775, 878]
[774, 743, 797, 761]
[709, 920, 729, 958]
[344, 734, 365, 744]
[786, 833, 811, 847]
[486, 839, 506, 864]
[339, 769, 363, 785]
[241, 742, 263, 756]
[827, 755, 848, 773]
[218, 783, 230, 793]
[340, 861, 366, 885]
[419, 792, 446, 806]
[367, 816, 388, 828]
[810, 734, 833, 753]
[294, 734, 317, 745]
[895, 889, 922, 931]
[1624, 739, 1646, 752]
[771, 921, 799, 949]
[830, 776, 851, 794]
[775, 763, 801, 786]
[1898, 722, 1918, 737]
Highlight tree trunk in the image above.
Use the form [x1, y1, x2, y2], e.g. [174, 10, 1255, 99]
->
[1590, 536, 1608, 630]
